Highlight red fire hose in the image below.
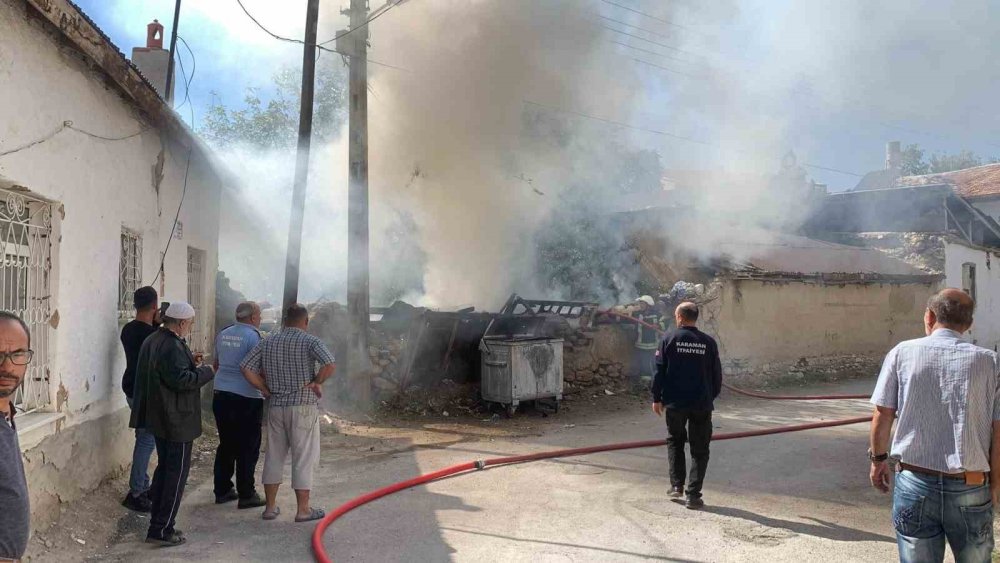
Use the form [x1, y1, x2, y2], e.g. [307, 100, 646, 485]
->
[600, 309, 870, 400]
[310, 308, 875, 561]
[311, 414, 870, 562]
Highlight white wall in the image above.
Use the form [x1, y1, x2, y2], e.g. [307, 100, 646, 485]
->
[945, 241, 1000, 352]
[0, 2, 221, 430]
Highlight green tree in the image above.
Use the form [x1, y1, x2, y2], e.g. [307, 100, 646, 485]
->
[900, 144, 998, 176]
[201, 62, 347, 149]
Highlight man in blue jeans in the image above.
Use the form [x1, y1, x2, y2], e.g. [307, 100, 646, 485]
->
[120, 286, 160, 512]
[870, 288, 1000, 563]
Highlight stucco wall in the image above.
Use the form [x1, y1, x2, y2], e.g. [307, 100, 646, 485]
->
[703, 279, 936, 380]
[944, 241, 1000, 352]
[0, 0, 221, 527]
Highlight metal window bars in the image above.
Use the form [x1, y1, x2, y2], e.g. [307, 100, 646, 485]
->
[119, 228, 143, 321]
[0, 188, 53, 413]
[186, 247, 205, 353]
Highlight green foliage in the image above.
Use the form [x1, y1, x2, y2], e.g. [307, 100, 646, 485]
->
[901, 144, 999, 176]
[201, 62, 347, 150]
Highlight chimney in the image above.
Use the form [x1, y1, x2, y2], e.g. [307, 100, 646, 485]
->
[885, 141, 902, 173]
[131, 20, 174, 103]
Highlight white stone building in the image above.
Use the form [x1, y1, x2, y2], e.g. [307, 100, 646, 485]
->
[0, 0, 224, 528]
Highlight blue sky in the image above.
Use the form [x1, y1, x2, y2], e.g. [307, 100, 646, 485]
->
[73, 0, 1000, 191]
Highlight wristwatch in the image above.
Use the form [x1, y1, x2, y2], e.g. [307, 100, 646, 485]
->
[868, 448, 888, 463]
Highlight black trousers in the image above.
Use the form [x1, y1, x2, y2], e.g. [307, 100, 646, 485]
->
[212, 390, 264, 498]
[665, 408, 712, 498]
[148, 438, 192, 539]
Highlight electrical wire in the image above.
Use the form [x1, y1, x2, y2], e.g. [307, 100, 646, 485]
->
[599, 0, 702, 35]
[149, 147, 193, 287]
[0, 121, 147, 157]
[234, 0, 409, 71]
[174, 36, 196, 127]
[523, 99, 864, 177]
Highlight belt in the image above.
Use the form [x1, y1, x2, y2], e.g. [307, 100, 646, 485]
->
[899, 463, 989, 484]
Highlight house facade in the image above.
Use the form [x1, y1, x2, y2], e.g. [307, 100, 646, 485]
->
[0, 0, 223, 528]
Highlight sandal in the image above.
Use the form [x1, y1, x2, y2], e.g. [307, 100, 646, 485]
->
[262, 506, 281, 521]
[295, 507, 326, 523]
[146, 531, 186, 547]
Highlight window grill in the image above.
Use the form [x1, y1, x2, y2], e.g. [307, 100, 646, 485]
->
[187, 247, 205, 353]
[0, 188, 54, 413]
[119, 228, 143, 320]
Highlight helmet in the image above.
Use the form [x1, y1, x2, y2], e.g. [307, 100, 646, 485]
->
[638, 295, 655, 307]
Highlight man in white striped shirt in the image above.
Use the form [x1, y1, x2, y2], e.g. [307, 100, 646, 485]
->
[870, 288, 1000, 563]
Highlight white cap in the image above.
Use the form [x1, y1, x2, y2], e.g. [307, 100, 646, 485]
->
[165, 301, 196, 320]
[638, 295, 655, 307]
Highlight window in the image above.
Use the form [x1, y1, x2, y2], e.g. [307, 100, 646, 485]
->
[119, 228, 143, 320]
[0, 188, 54, 413]
[187, 246, 205, 352]
[962, 262, 977, 302]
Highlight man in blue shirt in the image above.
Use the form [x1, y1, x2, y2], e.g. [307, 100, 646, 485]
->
[211, 302, 267, 509]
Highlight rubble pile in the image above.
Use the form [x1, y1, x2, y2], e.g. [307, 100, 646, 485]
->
[848, 232, 945, 273]
[378, 379, 485, 418]
[368, 330, 409, 396]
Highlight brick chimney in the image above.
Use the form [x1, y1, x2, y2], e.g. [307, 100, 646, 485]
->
[885, 141, 902, 173]
[131, 20, 174, 102]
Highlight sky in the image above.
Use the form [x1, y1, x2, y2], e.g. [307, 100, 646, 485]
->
[74, 0, 1000, 192]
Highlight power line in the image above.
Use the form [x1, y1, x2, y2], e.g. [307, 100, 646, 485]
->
[234, 0, 409, 71]
[608, 40, 690, 66]
[0, 121, 147, 157]
[599, 0, 702, 35]
[631, 57, 702, 78]
[523, 99, 863, 177]
[174, 35, 196, 126]
[597, 22, 698, 59]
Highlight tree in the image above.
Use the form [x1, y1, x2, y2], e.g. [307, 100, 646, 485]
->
[201, 62, 348, 150]
[900, 144, 998, 176]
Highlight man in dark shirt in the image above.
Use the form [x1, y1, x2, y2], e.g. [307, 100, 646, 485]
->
[651, 301, 722, 509]
[0, 312, 33, 562]
[120, 286, 159, 512]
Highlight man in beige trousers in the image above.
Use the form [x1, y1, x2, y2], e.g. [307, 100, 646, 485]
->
[241, 303, 335, 522]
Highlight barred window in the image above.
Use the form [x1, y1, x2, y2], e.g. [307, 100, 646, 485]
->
[119, 228, 143, 320]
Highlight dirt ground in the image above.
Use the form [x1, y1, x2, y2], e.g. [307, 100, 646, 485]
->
[22, 378, 1000, 562]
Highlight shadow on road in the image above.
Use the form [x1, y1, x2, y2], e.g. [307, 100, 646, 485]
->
[688, 501, 895, 543]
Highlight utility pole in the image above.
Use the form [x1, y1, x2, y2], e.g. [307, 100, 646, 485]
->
[346, 0, 371, 405]
[281, 0, 320, 314]
[163, 0, 182, 105]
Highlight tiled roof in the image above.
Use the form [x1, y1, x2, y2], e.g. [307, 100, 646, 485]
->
[895, 164, 1000, 199]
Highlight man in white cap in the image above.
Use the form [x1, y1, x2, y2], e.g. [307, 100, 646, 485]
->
[131, 301, 214, 547]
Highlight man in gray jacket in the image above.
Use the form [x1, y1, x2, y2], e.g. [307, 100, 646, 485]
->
[131, 302, 214, 547]
[0, 312, 32, 562]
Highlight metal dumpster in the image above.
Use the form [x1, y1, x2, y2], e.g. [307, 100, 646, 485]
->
[480, 336, 563, 415]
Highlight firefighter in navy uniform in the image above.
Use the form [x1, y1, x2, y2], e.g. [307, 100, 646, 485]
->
[631, 295, 665, 382]
[651, 301, 723, 509]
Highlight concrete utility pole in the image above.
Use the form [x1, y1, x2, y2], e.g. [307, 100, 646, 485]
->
[281, 0, 320, 314]
[346, 0, 372, 405]
[163, 0, 182, 105]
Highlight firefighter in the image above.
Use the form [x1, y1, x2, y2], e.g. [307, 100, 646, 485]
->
[631, 295, 664, 382]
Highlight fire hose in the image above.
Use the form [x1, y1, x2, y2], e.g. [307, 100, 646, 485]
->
[311, 311, 874, 562]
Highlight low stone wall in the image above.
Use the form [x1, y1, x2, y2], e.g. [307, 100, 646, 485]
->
[723, 354, 884, 387]
[560, 325, 633, 388]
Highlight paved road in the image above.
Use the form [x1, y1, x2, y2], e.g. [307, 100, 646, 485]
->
[98, 378, 903, 562]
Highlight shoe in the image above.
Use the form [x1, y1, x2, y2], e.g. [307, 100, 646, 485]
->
[685, 497, 705, 510]
[238, 493, 267, 509]
[122, 492, 152, 513]
[146, 531, 186, 547]
[668, 486, 684, 498]
[215, 489, 239, 504]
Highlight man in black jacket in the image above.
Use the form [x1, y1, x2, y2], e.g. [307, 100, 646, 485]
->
[651, 301, 722, 509]
[131, 302, 214, 547]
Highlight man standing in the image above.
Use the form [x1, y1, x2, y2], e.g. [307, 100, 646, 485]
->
[0, 312, 32, 562]
[651, 301, 722, 510]
[131, 302, 214, 547]
[870, 288, 1000, 562]
[241, 304, 335, 523]
[211, 302, 266, 509]
[632, 296, 664, 382]
[120, 286, 159, 512]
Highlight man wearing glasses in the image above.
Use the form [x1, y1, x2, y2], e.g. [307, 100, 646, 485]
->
[0, 311, 34, 563]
